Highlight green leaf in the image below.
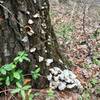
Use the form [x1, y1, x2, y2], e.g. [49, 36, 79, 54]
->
[16, 82, 22, 88]
[0, 78, 3, 86]
[96, 88, 100, 94]
[35, 68, 40, 73]
[79, 96, 83, 100]
[18, 51, 25, 56]
[19, 58, 23, 63]
[47, 88, 54, 97]
[29, 94, 34, 100]
[31, 71, 40, 80]
[31, 67, 41, 80]
[13, 72, 21, 80]
[90, 79, 98, 86]
[82, 91, 90, 100]
[23, 57, 30, 62]
[6, 76, 10, 86]
[0, 82, 3, 85]
[11, 88, 20, 94]
[18, 51, 28, 58]
[93, 58, 100, 65]
[0, 68, 6, 75]
[17, 69, 23, 74]
[14, 57, 20, 62]
[4, 63, 15, 71]
[20, 90, 25, 100]
[14, 51, 30, 63]
[22, 85, 31, 90]
[33, 92, 40, 97]
[0, 78, 3, 81]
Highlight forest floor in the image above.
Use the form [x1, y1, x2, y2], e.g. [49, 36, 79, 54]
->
[46, 0, 100, 100]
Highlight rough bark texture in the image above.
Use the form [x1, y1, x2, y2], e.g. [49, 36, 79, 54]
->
[0, 0, 67, 85]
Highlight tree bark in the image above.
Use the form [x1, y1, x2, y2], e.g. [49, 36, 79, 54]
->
[0, 0, 69, 87]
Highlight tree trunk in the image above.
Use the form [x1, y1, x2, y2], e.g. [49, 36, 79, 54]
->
[0, 0, 69, 87]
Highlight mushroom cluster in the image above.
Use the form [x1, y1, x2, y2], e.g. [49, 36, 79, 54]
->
[47, 67, 83, 91]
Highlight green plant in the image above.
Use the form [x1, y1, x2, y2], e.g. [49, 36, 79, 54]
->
[11, 82, 31, 100]
[14, 51, 30, 64]
[82, 90, 91, 100]
[0, 51, 30, 87]
[56, 23, 74, 41]
[50, 10, 56, 18]
[83, 63, 90, 69]
[0, 51, 32, 99]
[32, 92, 40, 99]
[93, 57, 100, 66]
[78, 96, 83, 100]
[0, 51, 42, 100]
[47, 88, 55, 97]
[95, 87, 100, 95]
[92, 51, 100, 64]
[93, 28, 100, 38]
[90, 78, 98, 86]
[31, 65, 41, 80]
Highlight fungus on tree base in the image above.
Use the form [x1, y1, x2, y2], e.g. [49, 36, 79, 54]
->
[28, 19, 34, 24]
[46, 59, 53, 66]
[47, 67, 83, 91]
[30, 48, 36, 53]
[39, 56, 44, 62]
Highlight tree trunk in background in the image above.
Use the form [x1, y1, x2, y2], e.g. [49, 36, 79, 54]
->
[0, 0, 69, 87]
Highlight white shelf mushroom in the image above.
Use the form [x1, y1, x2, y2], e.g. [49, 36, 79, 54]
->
[33, 13, 40, 18]
[22, 36, 28, 43]
[39, 56, 44, 62]
[74, 79, 81, 86]
[47, 73, 52, 81]
[47, 67, 82, 91]
[46, 59, 53, 66]
[63, 70, 70, 77]
[58, 82, 66, 90]
[54, 67, 62, 74]
[49, 68, 55, 75]
[53, 74, 61, 82]
[28, 19, 34, 24]
[50, 81, 60, 89]
[65, 77, 74, 84]
[68, 70, 76, 79]
[30, 48, 36, 53]
[59, 73, 65, 81]
[66, 83, 77, 89]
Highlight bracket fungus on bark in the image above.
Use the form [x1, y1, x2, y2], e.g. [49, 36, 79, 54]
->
[28, 19, 34, 24]
[47, 67, 83, 91]
[22, 36, 28, 43]
[26, 11, 30, 15]
[33, 13, 40, 18]
[30, 47, 36, 53]
[25, 26, 34, 36]
[46, 59, 53, 66]
[39, 56, 44, 62]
